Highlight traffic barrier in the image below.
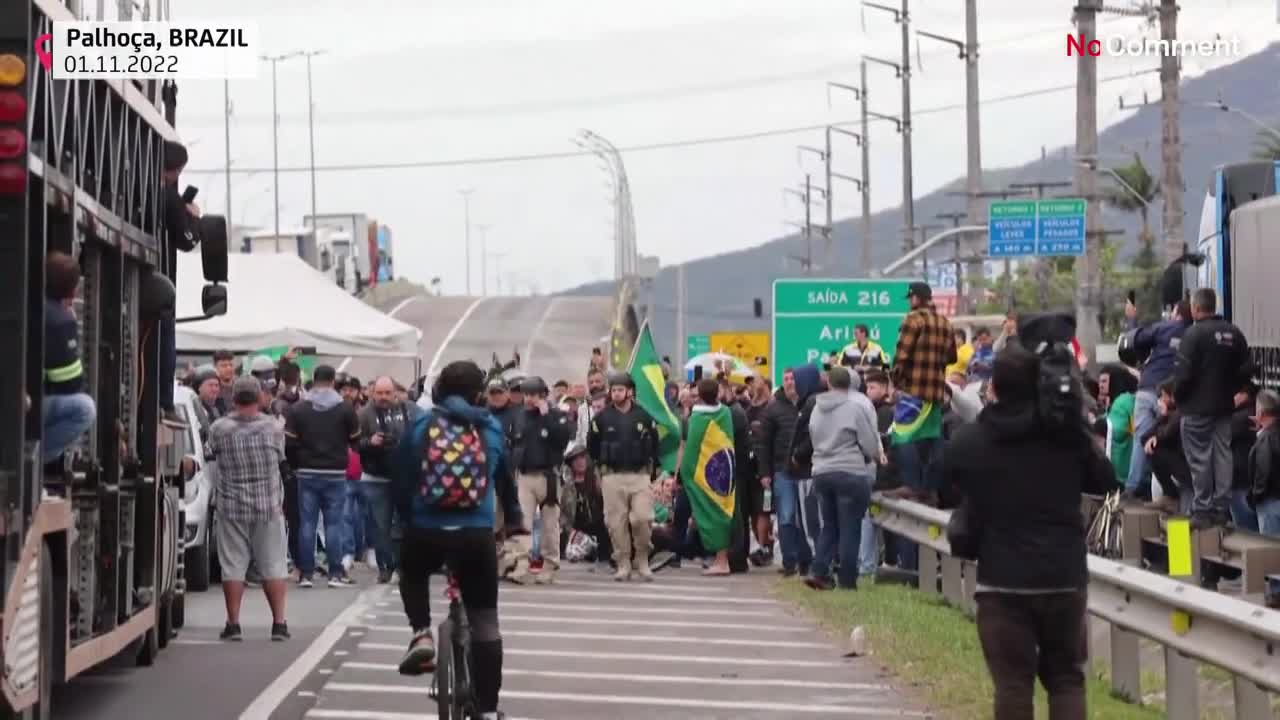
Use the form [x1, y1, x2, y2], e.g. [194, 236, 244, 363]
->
[869, 493, 1280, 720]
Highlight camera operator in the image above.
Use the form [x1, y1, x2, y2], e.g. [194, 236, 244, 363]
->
[946, 313, 1113, 719]
[1119, 296, 1192, 501]
[357, 376, 410, 584]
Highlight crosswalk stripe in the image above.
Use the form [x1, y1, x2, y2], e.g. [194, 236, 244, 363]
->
[497, 601, 779, 617]
[354, 643, 843, 667]
[319, 684, 925, 716]
[338, 663, 891, 691]
[364, 615, 807, 632]
[503, 629, 829, 648]
[545, 577, 733, 591]
[306, 710, 539, 720]
[390, 586, 776, 604]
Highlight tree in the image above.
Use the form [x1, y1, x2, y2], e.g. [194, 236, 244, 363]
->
[1253, 128, 1280, 161]
[1103, 153, 1161, 255]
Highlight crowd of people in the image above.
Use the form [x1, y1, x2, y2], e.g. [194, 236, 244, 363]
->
[37, 251, 1279, 719]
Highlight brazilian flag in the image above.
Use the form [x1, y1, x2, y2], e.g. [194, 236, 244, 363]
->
[679, 404, 736, 552]
[889, 392, 942, 446]
[626, 322, 682, 474]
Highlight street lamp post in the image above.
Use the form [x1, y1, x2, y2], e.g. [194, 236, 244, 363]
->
[458, 189, 475, 296]
[475, 223, 492, 296]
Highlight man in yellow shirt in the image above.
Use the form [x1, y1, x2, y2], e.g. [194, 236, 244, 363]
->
[841, 324, 887, 370]
[945, 328, 973, 380]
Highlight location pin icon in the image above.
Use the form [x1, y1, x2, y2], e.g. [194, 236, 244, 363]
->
[35, 34, 52, 72]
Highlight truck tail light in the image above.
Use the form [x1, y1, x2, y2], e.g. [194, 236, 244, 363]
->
[0, 55, 24, 88]
[0, 163, 23, 195]
[0, 92, 24, 123]
[0, 128, 24, 159]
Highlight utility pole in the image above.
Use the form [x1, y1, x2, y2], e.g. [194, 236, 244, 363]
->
[223, 79, 232, 224]
[302, 50, 326, 247]
[1159, 0, 1184, 262]
[475, 224, 490, 296]
[459, 189, 475, 296]
[964, 0, 982, 315]
[803, 174, 814, 275]
[265, 56, 282, 243]
[675, 263, 687, 369]
[899, 0, 914, 238]
[1074, 0, 1103, 365]
[860, 59, 873, 275]
[489, 252, 506, 295]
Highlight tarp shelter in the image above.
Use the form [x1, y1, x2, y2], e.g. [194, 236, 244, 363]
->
[175, 252, 421, 358]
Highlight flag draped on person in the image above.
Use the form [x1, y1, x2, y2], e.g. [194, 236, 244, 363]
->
[679, 404, 736, 552]
[889, 392, 943, 446]
[626, 321, 681, 474]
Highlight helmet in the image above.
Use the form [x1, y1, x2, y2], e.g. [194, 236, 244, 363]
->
[521, 376, 549, 396]
[607, 371, 634, 389]
[1116, 327, 1147, 368]
[563, 442, 589, 462]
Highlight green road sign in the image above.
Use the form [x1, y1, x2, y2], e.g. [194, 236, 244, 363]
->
[686, 334, 710, 359]
[770, 279, 916, 386]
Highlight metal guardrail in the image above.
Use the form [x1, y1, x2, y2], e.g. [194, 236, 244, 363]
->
[869, 493, 1280, 720]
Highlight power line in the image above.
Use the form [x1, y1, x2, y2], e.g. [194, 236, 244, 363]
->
[186, 69, 1158, 175]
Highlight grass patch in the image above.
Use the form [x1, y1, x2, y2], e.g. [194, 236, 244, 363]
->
[775, 580, 1162, 720]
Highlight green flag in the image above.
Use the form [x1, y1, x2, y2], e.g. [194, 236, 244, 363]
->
[678, 404, 736, 552]
[626, 322, 681, 474]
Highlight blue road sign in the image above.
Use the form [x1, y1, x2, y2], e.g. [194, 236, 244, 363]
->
[988, 199, 1086, 258]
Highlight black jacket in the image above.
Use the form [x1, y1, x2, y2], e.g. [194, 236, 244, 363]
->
[756, 391, 800, 476]
[1249, 424, 1280, 505]
[1173, 315, 1250, 417]
[947, 401, 1113, 591]
[357, 402, 412, 479]
[285, 394, 360, 472]
[163, 183, 200, 275]
[788, 394, 818, 479]
[1231, 404, 1256, 490]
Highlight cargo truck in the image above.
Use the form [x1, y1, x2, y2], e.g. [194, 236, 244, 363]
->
[0, 0, 229, 715]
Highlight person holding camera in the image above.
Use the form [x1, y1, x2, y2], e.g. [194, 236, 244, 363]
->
[357, 376, 411, 584]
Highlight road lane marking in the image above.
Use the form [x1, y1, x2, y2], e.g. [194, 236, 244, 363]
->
[364, 615, 807, 632]
[339, 663, 891, 691]
[521, 298, 560, 374]
[544, 577, 734, 592]
[238, 584, 388, 720]
[337, 295, 420, 373]
[459, 600, 782, 617]
[497, 587, 779, 604]
[355, 643, 843, 667]
[485, 629, 828, 648]
[426, 296, 489, 377]
[318, 684, 922, 716]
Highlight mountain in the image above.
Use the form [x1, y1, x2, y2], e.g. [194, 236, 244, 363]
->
[560, 43, 1280, 356]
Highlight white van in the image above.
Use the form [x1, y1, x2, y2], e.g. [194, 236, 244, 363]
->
[173, 383, 215, 591]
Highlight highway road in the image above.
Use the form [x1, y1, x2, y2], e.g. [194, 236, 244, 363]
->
[336, 295, 614, 388]
[55, 564, 925, 719]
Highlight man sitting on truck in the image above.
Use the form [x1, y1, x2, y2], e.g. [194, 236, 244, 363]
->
[42, 251, 97, 464]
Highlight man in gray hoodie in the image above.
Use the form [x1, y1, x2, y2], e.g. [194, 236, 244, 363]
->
[802, 366, 879, 591]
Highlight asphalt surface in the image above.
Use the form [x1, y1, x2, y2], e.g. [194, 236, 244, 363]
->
[335, 295, 614, 387]
[53, 570, 361, 720]
[274, 564, 928, 720]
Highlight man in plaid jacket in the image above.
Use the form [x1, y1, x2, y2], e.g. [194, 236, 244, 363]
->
[886, 283, 957, 530]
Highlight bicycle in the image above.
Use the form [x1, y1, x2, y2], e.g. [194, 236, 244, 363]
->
[429, 569, 477, 720]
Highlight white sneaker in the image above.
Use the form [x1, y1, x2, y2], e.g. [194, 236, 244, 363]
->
[364, 549, 378, 567]
[341, 554, 354, 573]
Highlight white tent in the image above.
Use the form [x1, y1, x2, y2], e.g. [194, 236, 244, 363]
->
[176, 252, 421, 358]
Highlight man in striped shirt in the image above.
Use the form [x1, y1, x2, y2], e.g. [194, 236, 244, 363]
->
[208, 376, 290, 641]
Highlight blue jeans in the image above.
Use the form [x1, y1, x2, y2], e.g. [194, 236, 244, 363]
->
[159, 317, 176, 411]
[1258, 498, 1280, 599]
[298, 472, 348, 578]
[343, 481, 370, 558]
[859, 513, 880, 576]
[810, 472, 872, 589]
[359, 481, 397, 571]
[774, 471, 812, 571]
[891, 440, 942, 572]
[42, 393, 96, 463]
[1125, 390, 1158, 494]
[1232, 489, 1260, 532]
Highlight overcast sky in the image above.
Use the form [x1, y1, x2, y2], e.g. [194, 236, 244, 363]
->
[168, 0, 1279, 295]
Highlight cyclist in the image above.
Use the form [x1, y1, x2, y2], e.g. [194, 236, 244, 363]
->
[392, 359, 523, 720]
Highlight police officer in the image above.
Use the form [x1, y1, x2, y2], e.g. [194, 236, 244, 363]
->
[588, 372, 661, 582]
[508, 377, 574, 584]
